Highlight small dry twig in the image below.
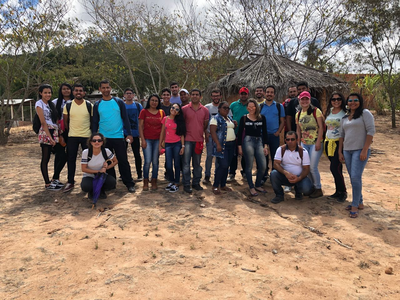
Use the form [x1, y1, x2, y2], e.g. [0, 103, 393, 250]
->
[333, 238, 352, 249]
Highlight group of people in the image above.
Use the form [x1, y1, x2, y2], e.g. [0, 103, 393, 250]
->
[35, 80, 375, 218]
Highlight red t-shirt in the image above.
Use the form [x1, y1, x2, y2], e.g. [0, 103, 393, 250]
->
[139, 109, 164, 140]
[163, 117, 181, 143]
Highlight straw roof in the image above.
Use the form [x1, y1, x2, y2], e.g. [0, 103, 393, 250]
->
[204, 54, 349, 104]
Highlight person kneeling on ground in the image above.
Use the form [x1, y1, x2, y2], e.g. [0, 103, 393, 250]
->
[81, 133, 118, 199]
[270, 131, 313, 204]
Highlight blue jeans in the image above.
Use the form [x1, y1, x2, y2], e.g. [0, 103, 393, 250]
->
[265, 134, 280, 177]
[143, 139, 159, 179]
[301, 142, 323, 189]
[343, 149, 370, 207]
[205, 135, 214, 177]
[243, 136, 266, 189]
[213, 141, 235, 188]
[270, 170, 313, 198]
[182, 141, 202, 186]
[165, 141, 182, 184]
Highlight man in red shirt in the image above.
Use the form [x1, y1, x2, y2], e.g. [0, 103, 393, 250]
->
[182, 89, 209, 193]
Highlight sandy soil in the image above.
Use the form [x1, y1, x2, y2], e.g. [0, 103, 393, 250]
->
[1, 113, 399, 300]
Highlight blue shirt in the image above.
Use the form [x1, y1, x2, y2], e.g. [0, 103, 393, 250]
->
[124, 102, 142, 137]
[98, 99, 124, 138]
[170, 96, 181, 105]
[260, 101, 285, 134]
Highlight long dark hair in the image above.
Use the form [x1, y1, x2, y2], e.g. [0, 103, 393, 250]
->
[171, 103, 186, 136]
[38, 84, 58, 124]
[325, 92, 346, 117]
[145, 94, 161, 109]
[346, 92, 364, 119]
[87, 132, 106, 150]
[55, 83, 73, 119]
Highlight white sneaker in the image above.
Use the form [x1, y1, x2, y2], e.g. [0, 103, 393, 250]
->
[52, 179, 64, 187]
[169, 185, 179, 193]
[165, 183, 174, 191]
[284, 186, 291, 193]
[46, 183, 62, 191]
[227, 174, 235, 182]
[63, 183, 74, 193]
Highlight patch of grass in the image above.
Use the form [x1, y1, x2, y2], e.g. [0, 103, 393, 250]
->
[190, 244, 195, 250]
[95, 241, 98, 250]
[358, 261, 370, 269]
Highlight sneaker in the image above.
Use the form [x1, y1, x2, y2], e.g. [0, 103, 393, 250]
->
[165, 183, 174, 191]
[227, 174, 235, 182]
[271, 196, 284, 204]
[184, 185, 192, 193]
[284, 186, 292, 193]
[46, 183, 62, 191]
[309, 188, 323, 198]
[327, 192, 340, 199]
[128, 186, 136, 193]
[63, 183, 74, 193]
[51, 179, 64, 187]
[336, 192, 347, 203]
[169, 185, 179, 193]
[137, 177, 143, 181]
[295, 193, 303, 200]
[202, 176, 211, 185]
[118, 176, 123, 181]
[192, 184, 204, 191]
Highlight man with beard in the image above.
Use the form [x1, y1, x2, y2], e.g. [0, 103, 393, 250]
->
[260, 85, 285, 183]
[92, 80, 136, 193]
[179, 88, 190, 106]
[255, 86, 266, 104]
[63, 84, 93, 193]
[170, 81, 181, 105]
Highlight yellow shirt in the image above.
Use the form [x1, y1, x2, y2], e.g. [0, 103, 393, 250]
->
[295, 108, 323, 145]
[63, 100, 93, 138]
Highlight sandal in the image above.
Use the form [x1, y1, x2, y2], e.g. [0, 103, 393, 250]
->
[255, 187, 267, 194]
[250, 189, 258, 197]
[346, 204, 364, 210]
[349, 211, 358, 218]
[220, 186, 232, 192]
[213, 188, 221, 195]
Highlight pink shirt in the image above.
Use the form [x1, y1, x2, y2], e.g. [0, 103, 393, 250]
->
[163, 117, 181, 143]
[182, 103, 209, 142]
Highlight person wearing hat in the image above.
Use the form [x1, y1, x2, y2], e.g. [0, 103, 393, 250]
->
[179, 88, 190, 107]
[295, 90, 325, 198]
[227, 87, 249, 182]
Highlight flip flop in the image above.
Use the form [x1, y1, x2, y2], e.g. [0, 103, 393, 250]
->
[349, 211, 358, 218]
[345, 205, 352, 211]
[250, 189, 258, 196]
[255, 187, 267, 194]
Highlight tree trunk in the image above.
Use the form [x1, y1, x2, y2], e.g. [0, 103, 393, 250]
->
[391, 98, 396, 128]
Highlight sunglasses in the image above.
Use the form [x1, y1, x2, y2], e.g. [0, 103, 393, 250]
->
[171, 107, 180, 112]
[347, 99, 359, 103]
[91, 139, 103, 143]
[221, 107, 230, 110]
[331, 98, 342, 102]
[285, 138, 296, 141]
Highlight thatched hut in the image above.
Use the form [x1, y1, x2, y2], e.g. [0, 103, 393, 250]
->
[204, 54, 349, 110]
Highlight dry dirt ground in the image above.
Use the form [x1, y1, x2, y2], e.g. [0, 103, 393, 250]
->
[1, 114, 399, 300]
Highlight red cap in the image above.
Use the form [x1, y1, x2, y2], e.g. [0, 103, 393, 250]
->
[239, 87, 249, 94]
[298, 91, 311, 100]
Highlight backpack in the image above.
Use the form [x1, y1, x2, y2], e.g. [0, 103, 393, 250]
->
[296, 107, 326, 139]
[65, 100, 92, 130]
[280, 144, 303, 161]
[87, 147, 110, 165]
[260, 102, 283, 125]
[33, 101, 58, 134]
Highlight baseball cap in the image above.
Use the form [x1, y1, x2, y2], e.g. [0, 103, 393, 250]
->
[179, 88, 189, 94]
[298, 91, 311, 99]
[239, 87, 249, 94]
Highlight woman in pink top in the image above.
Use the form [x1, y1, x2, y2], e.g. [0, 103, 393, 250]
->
[139, 94, 165, 191]
[159, 103, 186, 192]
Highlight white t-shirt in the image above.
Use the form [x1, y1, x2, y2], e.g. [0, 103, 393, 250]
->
[325, 109, 346, 139]
[274, 146, 310, 176]
[81, 148, 114, 178]
[35, 100, 57, 126]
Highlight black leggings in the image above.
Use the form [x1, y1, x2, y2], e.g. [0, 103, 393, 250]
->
[40, 144, 53, 184]
[324, 141, 346, 193]
[52, 143, 67, 180]
[40, 143, 67, 184]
